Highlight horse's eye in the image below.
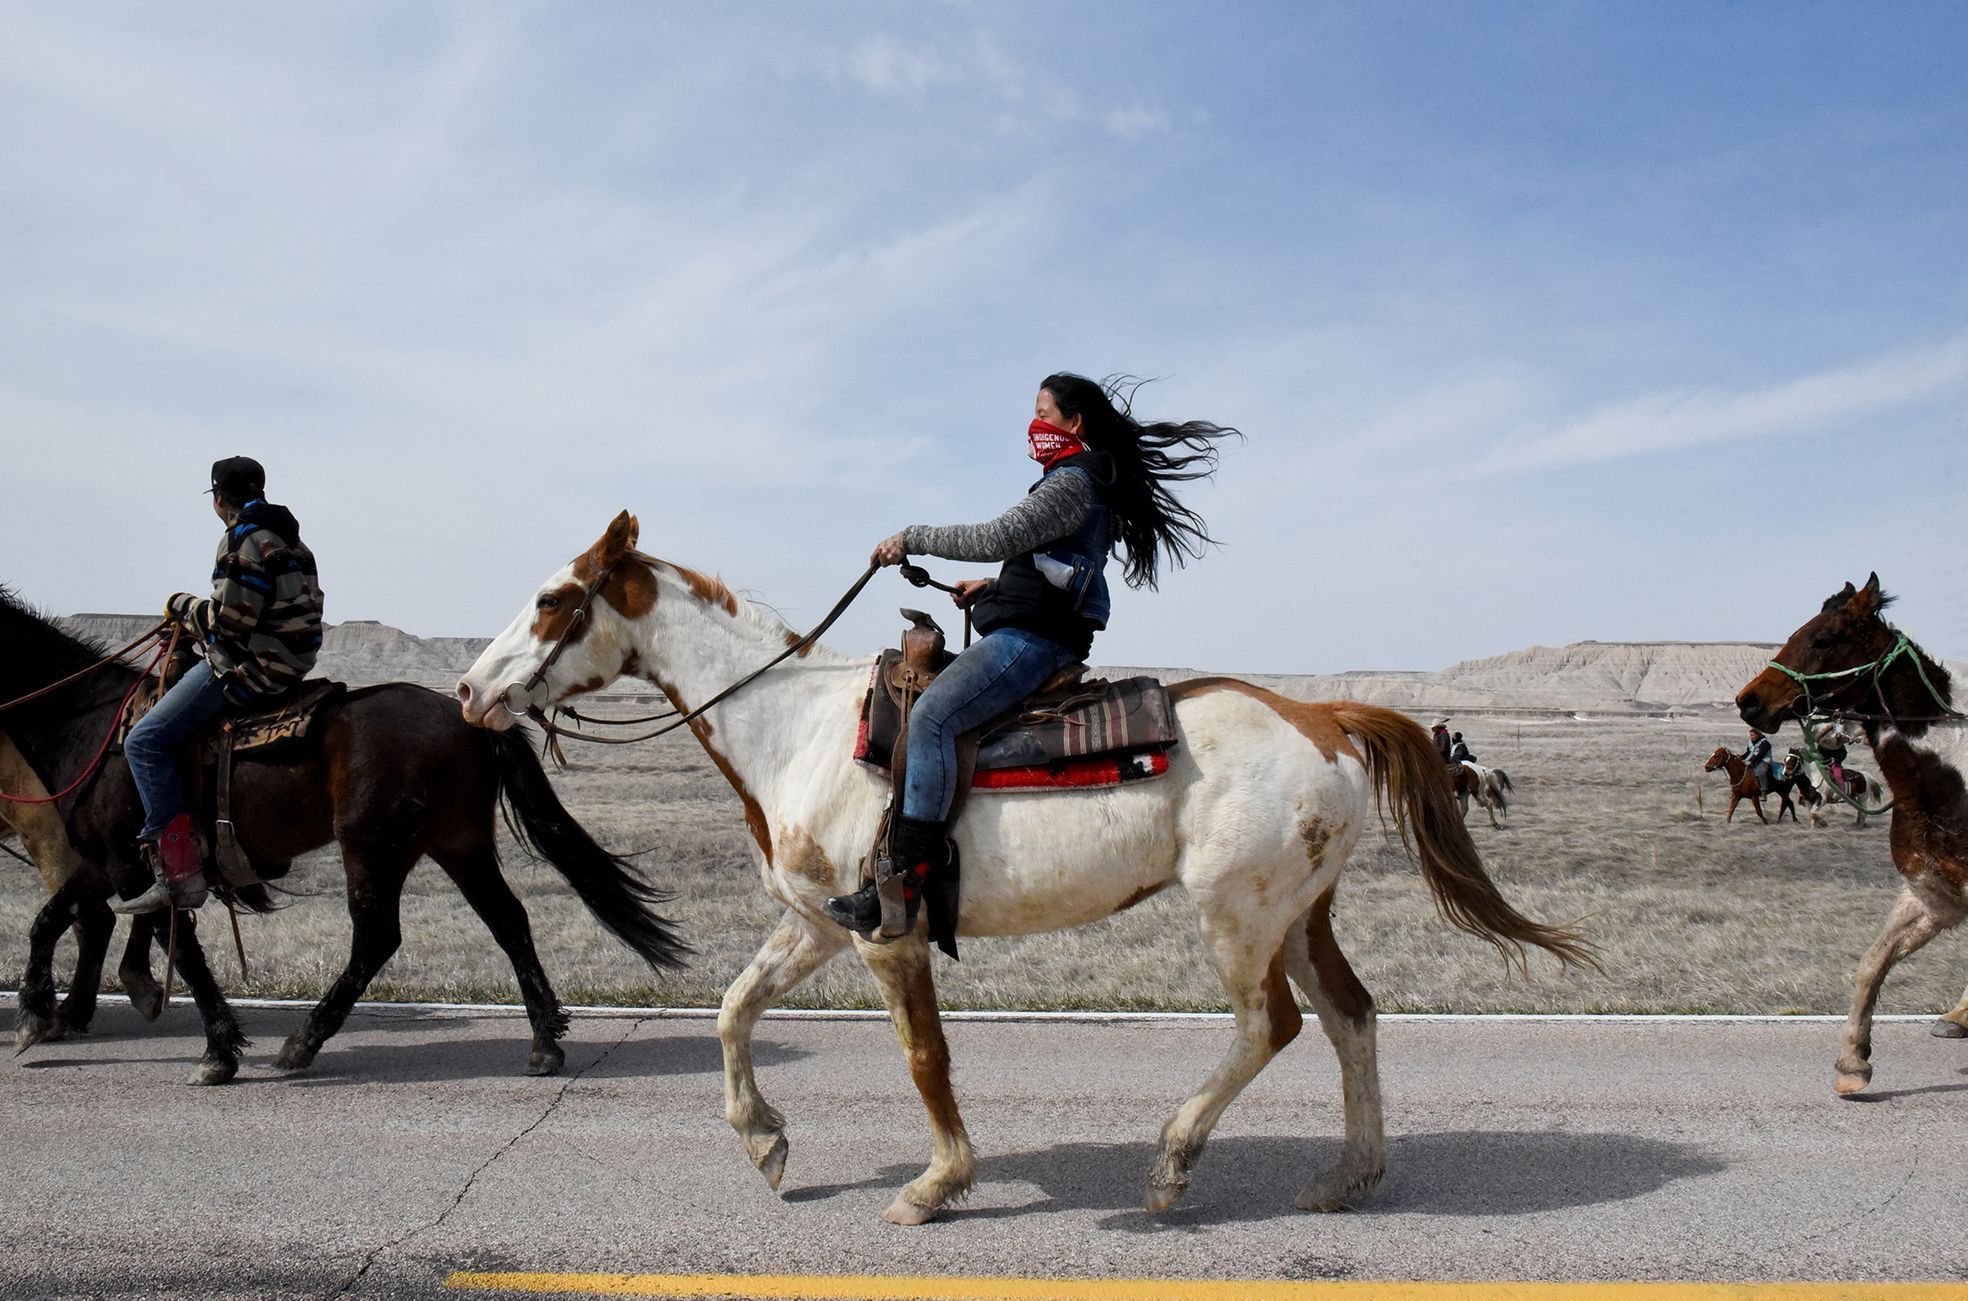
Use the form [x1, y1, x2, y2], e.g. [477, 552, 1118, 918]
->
[536, 593, 561, 611]
[1810, 635, 1833, 650]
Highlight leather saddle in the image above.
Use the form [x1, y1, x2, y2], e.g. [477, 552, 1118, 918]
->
[885, 608, 1087, 702]
[119, 676, 347, 886]
[858, 610, 1175, 958]
[203, 679, 346, 885]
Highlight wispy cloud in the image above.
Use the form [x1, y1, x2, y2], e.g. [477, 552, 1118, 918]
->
[840, 33, 961, 96]
[1481, 334, 1968, 474]
[1105, 105, 1170, 140]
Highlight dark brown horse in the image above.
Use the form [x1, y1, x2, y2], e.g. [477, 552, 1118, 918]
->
[2, 588, 687, 1084]
[1702, 746, 1800, 824]
[1737, 574, 1967, 1094]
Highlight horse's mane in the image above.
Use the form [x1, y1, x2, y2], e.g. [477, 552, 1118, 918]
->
[636, 552, 859, 667]
[0, 584, 122, 689]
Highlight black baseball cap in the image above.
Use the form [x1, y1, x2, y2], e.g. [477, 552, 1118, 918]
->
[208, 456, 266, 500]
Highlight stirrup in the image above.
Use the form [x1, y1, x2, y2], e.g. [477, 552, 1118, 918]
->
[821, 862, 923, 943]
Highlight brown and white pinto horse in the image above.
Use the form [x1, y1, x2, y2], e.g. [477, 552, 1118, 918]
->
[1737, 574, 1968, 1094]
[458, 513, 1593, 1223]
[1448, 761, 1513, 828]
[1783, 749, 1887, 829]
[1702, 747, 1800, 824]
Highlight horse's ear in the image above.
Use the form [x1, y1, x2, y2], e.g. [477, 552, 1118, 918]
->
[625, 514, 640, 551]
[1852, 572, 1884, 615]
[592, 510, 636, 567]
[1822, 580, 1857, 613]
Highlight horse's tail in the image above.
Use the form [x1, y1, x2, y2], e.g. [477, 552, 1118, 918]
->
[491, 729, 691, 971]
[1330, 704, 1596, 972]
[1487, 767, 1513, 812]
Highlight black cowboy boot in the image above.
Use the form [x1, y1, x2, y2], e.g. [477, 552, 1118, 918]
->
[111, 813, 210, 915]
[822, 816, 946, 941]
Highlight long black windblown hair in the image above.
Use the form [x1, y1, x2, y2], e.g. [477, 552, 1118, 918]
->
[1041, 373, 1241, 590]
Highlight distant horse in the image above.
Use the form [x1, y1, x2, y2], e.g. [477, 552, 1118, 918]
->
[456, 512, 1593, 1224]
[0, 729, 165, 1029]
[0, 588, 686, 1083]
[1737, 573, 1968, 1094]
[1702, 746, 1800, 824]
[1782, 748, 1887, 829]
[1448, 761, 1513, 828]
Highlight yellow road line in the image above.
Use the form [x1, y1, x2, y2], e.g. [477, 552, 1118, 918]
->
[444, 1273, 1968, 1300]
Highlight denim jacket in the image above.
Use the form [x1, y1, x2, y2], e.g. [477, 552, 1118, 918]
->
[1029, 462, 1113, 627]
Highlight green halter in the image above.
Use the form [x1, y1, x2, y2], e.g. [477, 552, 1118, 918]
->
[1763, 630, 1964, 818]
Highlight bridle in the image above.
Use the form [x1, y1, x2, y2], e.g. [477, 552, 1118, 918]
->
[1763, 631, 1963, 728]
[1763, 629, 1965, 818]
[499, 557, 898, 762]
[499, 560, 622, 720]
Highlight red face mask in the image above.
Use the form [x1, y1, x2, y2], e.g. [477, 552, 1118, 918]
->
[1028, 418, 1085, 469]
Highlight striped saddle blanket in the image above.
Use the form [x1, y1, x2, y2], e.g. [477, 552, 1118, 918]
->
[853, 653, 1178, 792]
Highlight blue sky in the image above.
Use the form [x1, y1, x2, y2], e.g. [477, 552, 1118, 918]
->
[3, 2, 1962, 672]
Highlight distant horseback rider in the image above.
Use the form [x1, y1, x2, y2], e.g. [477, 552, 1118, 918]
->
[1432, 719, 1453, 767]
[822, 374, 1237, 940]
[1450, 731, 1474, 765]
[113, 457, 324, 915]
[1741, 728, 1774, 794]
[1818, 726, 1855, 790]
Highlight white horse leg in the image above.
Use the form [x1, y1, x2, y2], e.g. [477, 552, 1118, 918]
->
[719, 909, 848, 1189]
[1281, 892, 1384, 1211]
[1836, 888, 1954, 1095]
[1145, 905, 1301, 1212]
[857, 934, 975, 1225]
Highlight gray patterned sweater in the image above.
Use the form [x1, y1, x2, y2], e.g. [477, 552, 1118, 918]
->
[900, 471, 1095, 563]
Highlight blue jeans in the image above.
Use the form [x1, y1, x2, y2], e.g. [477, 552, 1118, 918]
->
[902, 627, 1079, 823]
[126, 660, 231, 838]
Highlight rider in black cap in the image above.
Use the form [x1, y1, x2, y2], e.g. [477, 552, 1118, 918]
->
[113, 457, 324, 914]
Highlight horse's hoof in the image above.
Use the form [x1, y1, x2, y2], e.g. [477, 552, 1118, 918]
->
[756, 1133, 789, 1191]
[1833, 1069, 1872, 1096]
[272, 1037, 317, 1072]
[1143, 1180, 1187, 1213]
[882, 1194, 941, 1226]
[14, 1016, 53, 1055]
[188, 1058, 237, 1086]
[126, 985, 165, 1023]
[1929, 1018, 1968, 1040]
[526, 1045, 565, 1076]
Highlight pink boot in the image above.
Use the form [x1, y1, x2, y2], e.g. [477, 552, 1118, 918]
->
[111, 813, 210, 915]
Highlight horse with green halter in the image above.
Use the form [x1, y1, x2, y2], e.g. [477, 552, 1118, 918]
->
[1762, 630, 1965, 817]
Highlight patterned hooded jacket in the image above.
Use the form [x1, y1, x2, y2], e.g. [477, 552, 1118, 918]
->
[167, 500, 324, 705]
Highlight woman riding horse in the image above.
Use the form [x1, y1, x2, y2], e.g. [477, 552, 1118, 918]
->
[822, 373, 1238, 939]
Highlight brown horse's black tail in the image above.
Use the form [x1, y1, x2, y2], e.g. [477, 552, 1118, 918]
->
[1330, 704, 1597, 973]
[492, 729, 691, 971]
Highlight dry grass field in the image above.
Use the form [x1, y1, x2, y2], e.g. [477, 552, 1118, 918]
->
[5, 709, 1962, 1017]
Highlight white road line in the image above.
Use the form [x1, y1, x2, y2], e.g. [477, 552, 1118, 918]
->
[0, 990, 1930, 1024]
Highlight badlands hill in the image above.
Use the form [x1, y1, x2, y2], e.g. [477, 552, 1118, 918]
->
[60, 613, 1958, 716]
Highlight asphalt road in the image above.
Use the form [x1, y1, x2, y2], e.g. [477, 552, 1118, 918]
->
[2, 1000, 1964, 1299]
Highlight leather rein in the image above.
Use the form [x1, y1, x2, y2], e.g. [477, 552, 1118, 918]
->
[504, 559, 908, 762]
[0, 619, 176, 806]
